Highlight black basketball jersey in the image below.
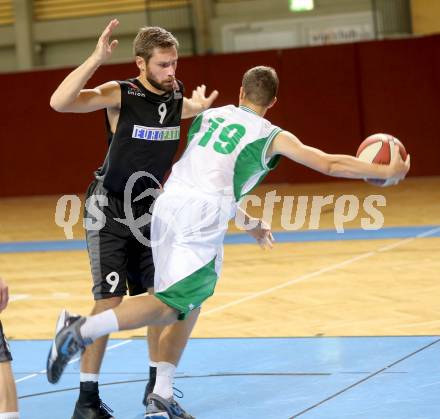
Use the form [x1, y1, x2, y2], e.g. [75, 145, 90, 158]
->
[96, 78, 184, 201]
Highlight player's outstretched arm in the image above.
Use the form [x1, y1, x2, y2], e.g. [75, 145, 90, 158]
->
[269, 131, 410, 183]
[50, 19, 121, 113]
[181, 84, 219, 119]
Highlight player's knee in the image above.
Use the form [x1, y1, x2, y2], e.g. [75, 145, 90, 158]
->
[154, 301, 179, 325]
[190, 306, 201, 317]
[163, 306, 179, 324]
[91, 296, 123, 314]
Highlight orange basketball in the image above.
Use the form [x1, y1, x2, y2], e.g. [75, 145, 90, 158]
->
[356, 133, 407, 186]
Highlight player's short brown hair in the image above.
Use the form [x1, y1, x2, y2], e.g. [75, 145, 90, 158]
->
[242, 66, 279, 107]
[133, 26, 179, 62]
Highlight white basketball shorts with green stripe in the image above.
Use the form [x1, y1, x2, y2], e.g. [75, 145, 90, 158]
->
[151, 185, 233, 319]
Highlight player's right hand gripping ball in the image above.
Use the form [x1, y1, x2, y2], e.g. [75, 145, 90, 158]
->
[356, 133, 407, 186]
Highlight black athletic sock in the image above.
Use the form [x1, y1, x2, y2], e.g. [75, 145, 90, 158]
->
[148, 366, 157, 392]
[78, 381, 100, 405]
[143, 366, 157, 405]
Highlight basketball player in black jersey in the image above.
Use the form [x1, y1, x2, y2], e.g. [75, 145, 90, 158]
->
[50, 19, 218, 419]
[0, 277, 19, 419]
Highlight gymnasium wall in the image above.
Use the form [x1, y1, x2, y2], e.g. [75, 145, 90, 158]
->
[1, 34, 439, 197]
[410, 0, 440, 35]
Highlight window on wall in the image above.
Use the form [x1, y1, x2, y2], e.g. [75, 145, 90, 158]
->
[0, 0, 13, 26]
[289, 0, 314, 12]
[33, 0, 190, 21]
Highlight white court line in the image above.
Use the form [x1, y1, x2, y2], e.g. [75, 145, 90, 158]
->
[202, 226, 440, 317]
[15, 373, 38, 383]
[377, 226, 440, 252]
[9, 294, 30, 302]
[106, 340, 133, 351]
[15, 339, 133, 384]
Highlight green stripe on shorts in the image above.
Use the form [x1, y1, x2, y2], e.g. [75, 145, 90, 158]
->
[155, 258, 218, 320]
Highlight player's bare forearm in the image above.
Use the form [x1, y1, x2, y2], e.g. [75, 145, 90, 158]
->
[49, 56, 102, 112]
[329, 143, 410, 181]
[326, 154, 391, 179]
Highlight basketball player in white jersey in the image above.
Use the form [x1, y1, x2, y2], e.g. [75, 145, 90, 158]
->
[46, 66, 410, 417]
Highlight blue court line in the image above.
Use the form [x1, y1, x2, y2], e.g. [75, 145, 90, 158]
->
[0, 225, 439, 254]
[225, 225, 440, 244]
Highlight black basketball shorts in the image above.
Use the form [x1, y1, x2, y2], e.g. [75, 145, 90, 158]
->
[0, 321, 12, 362]
[84, 179, 155, 300]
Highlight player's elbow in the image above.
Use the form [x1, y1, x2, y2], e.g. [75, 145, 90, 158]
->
[50, 95, 68, 112]
[50, 98, 62, 112]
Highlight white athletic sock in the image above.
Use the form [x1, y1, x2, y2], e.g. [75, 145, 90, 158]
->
[80, 372, 99, 383]
[153, 361, 176, 400]
[149, 361, 159, 368]
[0, 412, 20, 419]
[80, 309, 119, 342]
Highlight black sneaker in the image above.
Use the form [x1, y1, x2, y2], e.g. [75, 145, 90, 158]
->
[144, 393, 195, 419]
[72, 399, 115, 419]
[46, 309, 91, 384]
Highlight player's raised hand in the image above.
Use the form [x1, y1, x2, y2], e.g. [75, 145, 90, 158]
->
[0, 277, 9, 313]
[191, 84, 219, 111]
[91, 19, 119, 64]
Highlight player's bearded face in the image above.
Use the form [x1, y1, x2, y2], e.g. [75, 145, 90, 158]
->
[146, 47, 178, 93]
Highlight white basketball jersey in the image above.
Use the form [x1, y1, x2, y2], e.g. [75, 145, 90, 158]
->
[165, 105, 282, 202]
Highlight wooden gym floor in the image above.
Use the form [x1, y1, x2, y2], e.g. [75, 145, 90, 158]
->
[1, 177, 439, 340]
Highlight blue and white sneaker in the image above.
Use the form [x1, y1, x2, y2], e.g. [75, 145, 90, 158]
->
[47, 309, 91, 384]
[145, 393, 195, 419]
